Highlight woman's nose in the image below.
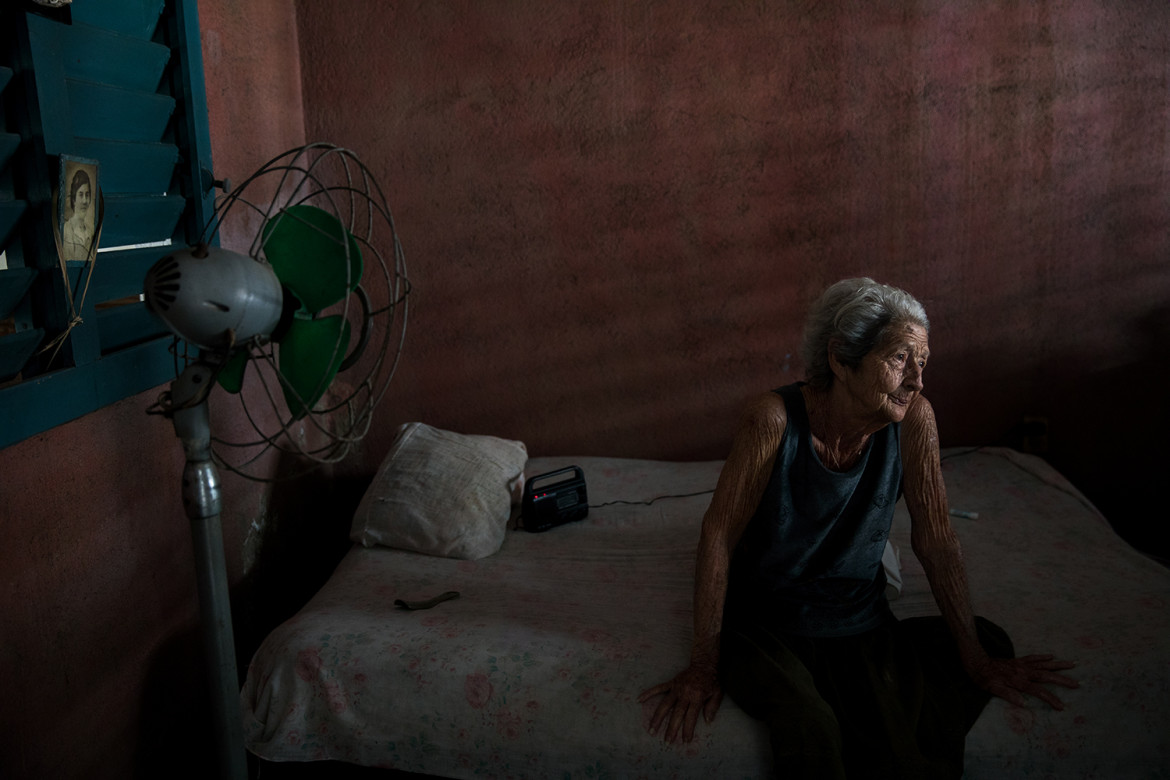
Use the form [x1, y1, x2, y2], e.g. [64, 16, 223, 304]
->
[904, 365, 924, 390]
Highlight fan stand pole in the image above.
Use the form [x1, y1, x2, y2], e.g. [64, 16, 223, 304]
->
[171, 363, 249, 780]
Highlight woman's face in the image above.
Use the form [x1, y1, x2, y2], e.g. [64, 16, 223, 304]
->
[838, 320, 929, 424]
[73, 182, 91, 215]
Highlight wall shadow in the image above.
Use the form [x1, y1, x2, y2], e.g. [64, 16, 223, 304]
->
[232, 458, 373, 667]
[1040, 306, 1170, 563]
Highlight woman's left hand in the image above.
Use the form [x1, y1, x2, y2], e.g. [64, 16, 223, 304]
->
[967, 654, 1079, 709]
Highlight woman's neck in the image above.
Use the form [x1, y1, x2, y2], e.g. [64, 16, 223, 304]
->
[802, 383, 884, 471]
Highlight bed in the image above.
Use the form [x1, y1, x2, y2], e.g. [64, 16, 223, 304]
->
[241, 425, 1170, 779]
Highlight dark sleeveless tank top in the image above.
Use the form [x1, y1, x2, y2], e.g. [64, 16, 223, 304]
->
[725, 383, 903, 637]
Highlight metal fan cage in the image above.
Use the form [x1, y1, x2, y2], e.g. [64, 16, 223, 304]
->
[172, 143, 410, 480]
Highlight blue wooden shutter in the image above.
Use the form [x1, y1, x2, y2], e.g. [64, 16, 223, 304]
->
[0, 0, 215, 449]
[0, 53, 42, 381]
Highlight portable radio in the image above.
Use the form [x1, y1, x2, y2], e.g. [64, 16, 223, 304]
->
[522, 466, 589, 532]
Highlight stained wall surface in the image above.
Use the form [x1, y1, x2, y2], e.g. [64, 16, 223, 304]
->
[297, 1, 1169, 551]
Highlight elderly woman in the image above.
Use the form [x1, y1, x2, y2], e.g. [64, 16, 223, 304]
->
[640, 278, 1077, 779]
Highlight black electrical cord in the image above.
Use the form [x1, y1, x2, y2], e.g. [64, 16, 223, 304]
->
[589, 489, 715, 509]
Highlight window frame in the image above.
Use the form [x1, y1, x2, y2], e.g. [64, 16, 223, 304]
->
[0, 0, 215, 449]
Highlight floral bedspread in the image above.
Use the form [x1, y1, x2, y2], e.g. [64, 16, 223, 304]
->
[242, 449, 1170, 778]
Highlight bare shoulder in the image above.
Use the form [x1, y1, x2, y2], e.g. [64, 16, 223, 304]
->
[708, 392, 790, 530]
[738, 390, 788, 439]
[903, 394, 941, 463]
[904, 394, 938, 432]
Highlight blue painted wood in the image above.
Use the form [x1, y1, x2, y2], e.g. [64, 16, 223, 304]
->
[0, 133, 19, 174]
[0, 200, 26, 249]
[55, 261, 101, 368]
[7, 14, 73, 378]
[171, 0, 218, 223]
[60, 23, 170, 92]
[86, 246, 172, 304]
[0, 327, 44, 381]
[67, 80, 176, 144]
[27, 12, 175, 159]
[0, 267, 38, 319]
[92, 335, 174, 405]
[99, 194, 186, 250]
[25, 15, 72, 155]
[0, 335, 175, 449]
[0, 0, 214, 449]
[69, 0, 167, 40]
[69, 139, 179, 195]
[96, 299, 168, 353]
[0, 17, 72, 384]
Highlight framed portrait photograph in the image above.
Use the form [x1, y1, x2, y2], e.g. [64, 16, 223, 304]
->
[57, 155, 99, 262]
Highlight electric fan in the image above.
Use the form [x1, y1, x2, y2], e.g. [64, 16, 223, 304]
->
[142, 143, 409, 779]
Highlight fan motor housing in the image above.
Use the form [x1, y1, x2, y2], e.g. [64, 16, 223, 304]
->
[145, 246, 284, 350]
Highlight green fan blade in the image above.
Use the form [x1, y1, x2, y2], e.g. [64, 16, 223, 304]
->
[217, 349, 250, 393]
[278, 315, 351, 419]
[262, 205, 363, 313]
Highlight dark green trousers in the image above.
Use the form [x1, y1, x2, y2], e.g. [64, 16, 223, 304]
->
[721, 613, 1013, 780]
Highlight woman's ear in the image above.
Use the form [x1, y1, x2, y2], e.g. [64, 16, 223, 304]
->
[827, 339, 848, 383]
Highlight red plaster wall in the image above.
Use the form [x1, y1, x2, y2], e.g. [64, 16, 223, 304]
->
[300, 1, 838, 461]
[1, 2, 1167, 778]
[0, 395, 196, 779]
[296, 0, 1169, 549]
[0, 1, 305, 778]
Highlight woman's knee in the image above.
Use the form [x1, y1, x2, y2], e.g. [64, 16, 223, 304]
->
[721, 626, 842, 752]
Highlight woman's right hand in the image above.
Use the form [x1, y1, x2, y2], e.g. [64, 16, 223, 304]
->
[637, 394, 786, 745]
[638, 657, 724, 743]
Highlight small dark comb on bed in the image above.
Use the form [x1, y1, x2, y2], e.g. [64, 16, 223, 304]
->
[394, 591, 460, 610]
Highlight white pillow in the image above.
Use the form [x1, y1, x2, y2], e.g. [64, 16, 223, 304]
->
[350, 422, 528, 560]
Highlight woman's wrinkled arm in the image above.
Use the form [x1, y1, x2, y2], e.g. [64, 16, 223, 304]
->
[903, 396, 1078, 709]
[638, 392, 787, 743]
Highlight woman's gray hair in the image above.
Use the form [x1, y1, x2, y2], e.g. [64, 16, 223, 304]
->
[800, 277, 929, 389]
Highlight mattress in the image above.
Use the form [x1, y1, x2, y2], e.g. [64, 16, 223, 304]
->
[242, 448, 1170, 778]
